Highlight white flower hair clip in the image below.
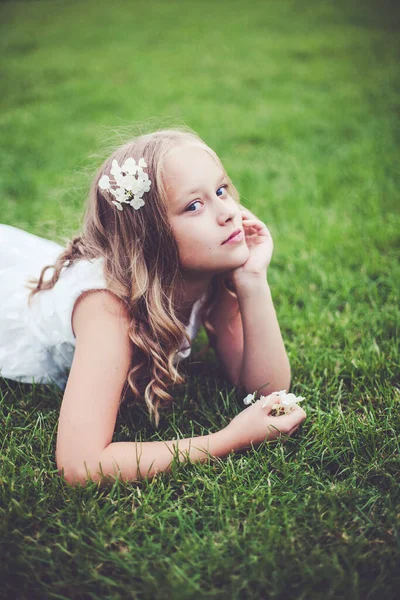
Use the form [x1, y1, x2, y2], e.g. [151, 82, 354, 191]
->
[243, 389, 305, 416]
[98, 157, 151, 211]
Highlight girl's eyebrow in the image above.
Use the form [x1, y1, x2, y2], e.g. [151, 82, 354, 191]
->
[178, 172, 226, 204]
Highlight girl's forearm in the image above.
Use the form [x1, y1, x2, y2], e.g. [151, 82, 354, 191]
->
[236, 277, 291, 396]
[61, 429, 238, 486]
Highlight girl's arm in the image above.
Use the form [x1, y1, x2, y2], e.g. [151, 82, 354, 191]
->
[57, 290, 302, 486]
[236, 276, 291, 396]
[56, 291, 238, 486]
[234, 209, 290, 395]
[207, 208, 290, 396]
[206, 279, 290, 397]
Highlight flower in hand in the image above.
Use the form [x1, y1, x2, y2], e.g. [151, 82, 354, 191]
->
[243, 389, 305, 416]
[268, 390, 305, 416]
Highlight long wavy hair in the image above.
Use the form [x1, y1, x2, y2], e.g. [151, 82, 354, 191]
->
[26, 126, 241, 428]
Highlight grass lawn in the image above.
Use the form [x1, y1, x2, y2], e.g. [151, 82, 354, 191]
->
[1, 0, 399, 598]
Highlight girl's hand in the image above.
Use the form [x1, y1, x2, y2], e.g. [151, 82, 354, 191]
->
[230, 208, 274, 287]
[223, 393, 306, 449]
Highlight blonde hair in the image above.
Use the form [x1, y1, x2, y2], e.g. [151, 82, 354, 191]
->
[26, 126, 241, 428]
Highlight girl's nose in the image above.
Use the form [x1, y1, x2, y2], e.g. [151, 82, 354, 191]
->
[217, 202, 237, 225]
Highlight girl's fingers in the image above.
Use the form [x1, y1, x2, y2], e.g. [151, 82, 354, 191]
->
[279, 406, 307, 428]
[271, 406, 306, 430]
[242, 218, 263, 227]
[240, 208, 255, 218]
[288, 424, 301, 436]
[259, 393, 281, 414]
[242, 218, 271, 236]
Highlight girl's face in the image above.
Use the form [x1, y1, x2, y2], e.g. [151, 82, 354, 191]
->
[164, 144, 250, 277]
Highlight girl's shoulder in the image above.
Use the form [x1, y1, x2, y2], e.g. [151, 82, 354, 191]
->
[58, 257, 130, 344]
[72, 288, 131, 342]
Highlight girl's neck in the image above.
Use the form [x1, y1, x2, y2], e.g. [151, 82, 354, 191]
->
[174, 274, 212, 324]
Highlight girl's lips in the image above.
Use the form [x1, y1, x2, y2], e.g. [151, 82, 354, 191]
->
[222, 230, 244, 245]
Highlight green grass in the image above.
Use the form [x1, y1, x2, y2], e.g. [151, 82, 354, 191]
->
[1, 0, 399, 598]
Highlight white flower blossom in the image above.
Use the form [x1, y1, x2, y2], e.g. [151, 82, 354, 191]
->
[99, 157, 151, 211]
[122, 157, 139, 175]
[243, 393, 255, 406]
[111, 187, 128, 203]
[129, 196, 145, 210]
[110, 159, 122, 177]
[263, 390, 305, 413]
[124, 175, 142, 194]
[112, 200, 123, 211]
[98, 175, 111, 190]
[139, 175, 151, 192]
[281, 393, 305, 411]
[243, 389, 305, 413]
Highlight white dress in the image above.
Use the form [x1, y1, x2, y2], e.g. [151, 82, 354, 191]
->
[0, 224, 209, 390]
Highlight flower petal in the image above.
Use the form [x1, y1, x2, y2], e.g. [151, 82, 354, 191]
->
[243, 393, 255, 405]
[141, 179, 151, 193]
[113, 172, 126, 188]
[285, 393, 297, 403]
[98, 175, 110, 190]
[131, 196, 145, 210]
[110, 159, 121, 177]
[122, 157, 138, 175]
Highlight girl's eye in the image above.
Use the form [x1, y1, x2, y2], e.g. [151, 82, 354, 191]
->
[186, 200, 202, 212]
[216, 184, 228, 197]
[185, 185, 228, 212]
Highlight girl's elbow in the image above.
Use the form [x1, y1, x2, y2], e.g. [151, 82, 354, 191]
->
[57, 463, 88, 487]
[57, 456, 99, 487]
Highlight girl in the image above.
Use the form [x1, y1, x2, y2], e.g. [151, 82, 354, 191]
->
[0, 126, 306, 485]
